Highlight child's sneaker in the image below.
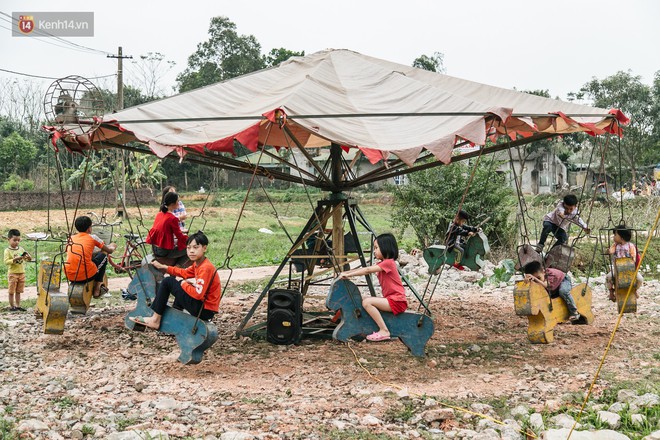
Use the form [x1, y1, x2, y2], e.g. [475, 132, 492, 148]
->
[568, 312, 581, 322]
[452, 263, 465, 271]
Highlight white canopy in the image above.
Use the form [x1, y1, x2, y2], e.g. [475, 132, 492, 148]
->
[48, 48, 627, 170]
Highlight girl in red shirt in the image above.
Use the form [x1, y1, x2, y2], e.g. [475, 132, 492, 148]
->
[146, 191, 188, 262]
[129, 231, 221, 330]
[338, 233, 407, 342]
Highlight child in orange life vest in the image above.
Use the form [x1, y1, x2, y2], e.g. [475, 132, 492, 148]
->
[337, 233, 407, 342]
[606, 226, 643, 301]
[129, 231, 221, 330]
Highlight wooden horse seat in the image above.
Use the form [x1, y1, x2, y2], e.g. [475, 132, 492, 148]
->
[326, 279, 434, 357]
[68, 280, 94, 314]
[613, 257, 639, 313]
[124, 266, 218, 365]
[35, 260, 69, 335]
[513, 281, 594, 344]
[423, 231, 490, 273]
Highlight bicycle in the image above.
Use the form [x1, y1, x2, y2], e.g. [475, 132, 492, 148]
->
[87, 211, 149, 279]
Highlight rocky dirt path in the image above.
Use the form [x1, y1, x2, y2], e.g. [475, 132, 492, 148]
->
[1, 254, 658, 439]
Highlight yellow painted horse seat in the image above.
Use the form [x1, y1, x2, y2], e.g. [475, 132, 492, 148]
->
[513, 281, 594, 344]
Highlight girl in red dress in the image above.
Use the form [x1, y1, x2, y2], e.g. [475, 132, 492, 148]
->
[337, 233, 407, 341]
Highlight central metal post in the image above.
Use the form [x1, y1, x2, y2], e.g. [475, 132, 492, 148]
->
[330, 143, 345, 268]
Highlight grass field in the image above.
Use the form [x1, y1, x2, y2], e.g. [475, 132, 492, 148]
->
[1, 189, 659, 289]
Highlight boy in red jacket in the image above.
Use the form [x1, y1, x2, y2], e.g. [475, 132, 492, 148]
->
[129, 231, 221, 330]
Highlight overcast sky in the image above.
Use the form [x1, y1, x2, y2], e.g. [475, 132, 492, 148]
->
[1, 0, 659, 104]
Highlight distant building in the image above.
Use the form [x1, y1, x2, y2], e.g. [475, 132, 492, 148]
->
[568, 163, 614, 195]
[495, 149, 567, 195]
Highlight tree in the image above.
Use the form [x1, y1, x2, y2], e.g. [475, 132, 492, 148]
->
[568, 70, 659, 184]
[264, 48, 305, 68]
[130, 52, 177, 99]
[0, 132, 37, 180]
[0, 78, 44, 133]
[412, 52, 446, 73]
[176, 16, 265, 92]
[391, 160, 516, 249]
[96, 85, 154, 113]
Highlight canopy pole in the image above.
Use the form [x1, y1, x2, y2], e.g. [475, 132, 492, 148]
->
[282, 125, 331, 185]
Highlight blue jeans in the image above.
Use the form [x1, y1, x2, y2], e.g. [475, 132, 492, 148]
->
[538, 221, 568, 248]
[556, 277, 578, 315]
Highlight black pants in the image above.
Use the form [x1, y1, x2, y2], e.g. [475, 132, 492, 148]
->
[538, 221, 568, 248]
[150, 276, 215, 320]
[80, 252, 108, 284]
[152, 245, 187, 260]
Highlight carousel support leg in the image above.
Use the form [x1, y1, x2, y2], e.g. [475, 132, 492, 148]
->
[235, 205, 327, 336]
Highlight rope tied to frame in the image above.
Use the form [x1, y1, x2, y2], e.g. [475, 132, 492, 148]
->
[567, 206, 660, 440]
[221, 122, 275, 291]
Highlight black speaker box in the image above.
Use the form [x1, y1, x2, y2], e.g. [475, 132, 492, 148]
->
[267, 289, 302, 345]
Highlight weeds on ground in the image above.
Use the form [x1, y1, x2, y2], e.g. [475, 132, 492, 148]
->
[115, 416, 139, 431]
[53, 395, 77, 409]
[534, 380, 660, 439]
[383, 400, 417, 423]
[81, 424, 95, 436]
[0, 417, 17, 440]
[320, 428, 400, 440]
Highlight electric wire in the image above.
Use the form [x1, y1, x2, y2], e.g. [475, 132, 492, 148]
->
[0, 11, 113, 56]
[0, 67, 116, 81]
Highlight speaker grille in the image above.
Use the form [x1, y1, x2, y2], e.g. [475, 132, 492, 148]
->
[266, 289, 302, 345]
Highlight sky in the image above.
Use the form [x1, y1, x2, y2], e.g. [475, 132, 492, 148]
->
[1, 0, 659, 105]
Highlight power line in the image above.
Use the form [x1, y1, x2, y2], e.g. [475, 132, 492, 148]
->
[0, 20, 105, 55]
[0, 11, 113, 56]
[0, 67, 116, 81]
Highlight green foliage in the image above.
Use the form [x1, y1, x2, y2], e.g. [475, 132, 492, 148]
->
[536, 381, 660, 439]
[115, 416, 139, 431]
[478, 259, 515, 287]
[81, 424, 95, 436]
[96, 85, 156, 112]
[0, 131, 37, 179]
[383, 400, 417, 423]
[568, 70, 660, 183]
[176, 16, 265, 92]
[412, 51, 445, 73]
[53, 396, 77, 409]
[126, 152, 166, 189]
[0, 417, 17, 440]
[264, 48, 305, 67]
[391, 160, 516, 249]
[2, 174, 34, 191]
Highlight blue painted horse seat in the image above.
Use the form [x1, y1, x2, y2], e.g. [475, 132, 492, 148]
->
[124, 265, 218, 365]
[326, 279, 434, 357]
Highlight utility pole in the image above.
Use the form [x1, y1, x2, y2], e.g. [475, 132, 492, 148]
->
[107, 46, 133, 111]
[107, 47, 133, 217]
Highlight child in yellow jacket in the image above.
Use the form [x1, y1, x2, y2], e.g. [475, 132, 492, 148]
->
[4, 229, 31, 311]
